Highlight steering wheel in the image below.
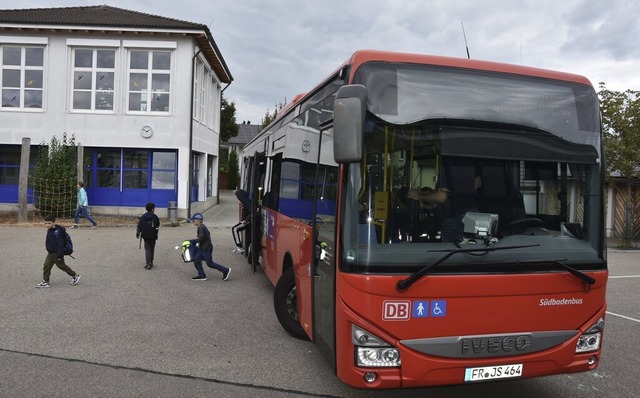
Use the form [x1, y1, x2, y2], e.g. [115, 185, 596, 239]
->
[501, 218, 544, 236]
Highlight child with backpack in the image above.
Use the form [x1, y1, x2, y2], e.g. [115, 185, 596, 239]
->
[36, 215, 80, 288]
[136, 202, 161, 270]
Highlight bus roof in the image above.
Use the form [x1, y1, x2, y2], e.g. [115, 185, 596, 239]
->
[345, 49, 594, 87]
[249, 49, 594, 146]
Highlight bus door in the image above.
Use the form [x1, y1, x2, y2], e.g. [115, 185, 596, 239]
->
[310, 124, 338, 371]
[248, 151, 266, 273]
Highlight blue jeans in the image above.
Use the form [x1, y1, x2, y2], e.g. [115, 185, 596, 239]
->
[74, 206, 97, 226]
[193, 245, 228, 277]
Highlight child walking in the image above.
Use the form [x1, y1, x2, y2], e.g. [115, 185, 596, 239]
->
[189, 213, 230, 281]
[37, 215, 81, 288]
[136, 202, 160, 269]
[73, 181, 98, 228]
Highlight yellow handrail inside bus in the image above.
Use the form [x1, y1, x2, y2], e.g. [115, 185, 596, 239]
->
[358, 152, 367, 201]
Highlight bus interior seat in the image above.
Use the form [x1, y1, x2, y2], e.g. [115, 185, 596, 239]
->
[477, 162, 527, 231]
[439, 157, 479, 218]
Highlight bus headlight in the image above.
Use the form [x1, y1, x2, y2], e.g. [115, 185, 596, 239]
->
[352, 325, 401, 367]
[576, 317, 604, 353]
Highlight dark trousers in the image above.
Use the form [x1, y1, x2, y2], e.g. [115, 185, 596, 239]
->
[144, 239, 156, 266]
[193, 245, 228, 277]
[42, 252, 76, 282]
[74, 205, 97, 226]
[232, 221, 249, 248]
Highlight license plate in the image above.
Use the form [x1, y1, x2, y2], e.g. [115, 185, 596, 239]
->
[464, 364, 523, 382]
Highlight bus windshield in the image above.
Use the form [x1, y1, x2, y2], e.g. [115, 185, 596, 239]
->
[342, 64, 604, 274]
[355, 62, 601, 155]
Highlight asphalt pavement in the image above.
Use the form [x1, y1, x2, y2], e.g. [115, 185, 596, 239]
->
[1, 190, 639, 397]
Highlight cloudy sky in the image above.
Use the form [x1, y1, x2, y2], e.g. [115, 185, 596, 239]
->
[12, 0, 640, 124]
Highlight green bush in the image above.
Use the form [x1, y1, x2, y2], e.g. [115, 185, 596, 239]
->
[31, 133, 78, 217]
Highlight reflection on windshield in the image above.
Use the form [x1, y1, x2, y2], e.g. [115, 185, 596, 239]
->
[342, 122, 604, 273]
[354, 62, 601, 152]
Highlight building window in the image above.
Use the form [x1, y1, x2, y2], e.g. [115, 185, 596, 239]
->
[1, 46, 44, 109]
[71, 48, 116, 111]
[97, 149, 121, 188]
[0, 145, 39, 184]
[152, 152, 176, 189]
[124, 149, 148, 188]
[128, 50, 171, 113]
[192, 58, 220, 128]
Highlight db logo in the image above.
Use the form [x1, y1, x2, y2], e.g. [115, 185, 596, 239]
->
[383, 300, 411, 321]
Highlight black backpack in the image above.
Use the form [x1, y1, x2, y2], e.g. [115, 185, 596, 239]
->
[138, 215, 158, 240]
[54, 225, 74, 257]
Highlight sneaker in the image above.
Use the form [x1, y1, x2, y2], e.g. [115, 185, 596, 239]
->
[91, 224, 98, 229]
[192, 275, 207, 281]
[222, 268, 231, 281]
[71, 274, 81, 285]
[36, 281, 50, 288]
[144, 265, 151, 270]
[233, 247, 245, 254]
[72, 224, 78, 229]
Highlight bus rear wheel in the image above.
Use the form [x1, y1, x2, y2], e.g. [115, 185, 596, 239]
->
[274, 267, 310, 341]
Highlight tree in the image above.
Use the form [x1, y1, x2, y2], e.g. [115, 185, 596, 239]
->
[32, 133, 78, 217]
[220, 96, 239, 143]
[261, 98, 287, 128]
[227, 149, 239, 189]
[598, 83, 640, 247]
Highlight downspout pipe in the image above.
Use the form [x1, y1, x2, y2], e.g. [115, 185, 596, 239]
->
[215, 81, 232, 204]
[188, 49, 203, 219]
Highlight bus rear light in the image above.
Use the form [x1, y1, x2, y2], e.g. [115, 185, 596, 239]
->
[576, 317, 604, 353]
[352, 325, 401, 367]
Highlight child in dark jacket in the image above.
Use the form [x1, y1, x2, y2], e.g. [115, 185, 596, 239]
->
[36, 215, 80, 288]
[136, 202, 160, 269]
[189, 213, 230, 281]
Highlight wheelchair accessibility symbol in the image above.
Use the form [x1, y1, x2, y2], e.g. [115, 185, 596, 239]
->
[412, 300, 447, 318]
[430, 300, 446, 317]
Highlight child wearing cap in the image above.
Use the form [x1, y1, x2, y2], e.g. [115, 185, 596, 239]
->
[189, 213, 231, 281]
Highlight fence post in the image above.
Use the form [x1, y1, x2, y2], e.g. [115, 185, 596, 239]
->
[18, 138, 31, 222]
[77, 143, 83, 181]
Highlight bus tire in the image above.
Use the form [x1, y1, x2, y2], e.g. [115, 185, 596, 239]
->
[274, 267, 310, 341]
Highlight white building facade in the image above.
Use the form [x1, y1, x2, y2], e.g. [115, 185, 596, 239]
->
[0, 6, 232, 218]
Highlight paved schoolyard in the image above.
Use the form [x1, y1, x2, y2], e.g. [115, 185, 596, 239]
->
[1, 190, 639, 397]
[0, 191, 337, 397]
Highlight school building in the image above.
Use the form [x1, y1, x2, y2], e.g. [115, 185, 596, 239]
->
[0, 5, 232, 218]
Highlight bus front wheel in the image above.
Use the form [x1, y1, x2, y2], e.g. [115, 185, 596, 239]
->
[274, 268, 310, 341]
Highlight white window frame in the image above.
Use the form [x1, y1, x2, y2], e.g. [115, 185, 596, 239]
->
[192, 54, 221, 129]
[70, 47, 118, 113]
[1, 38, 47, 111]
[125, 43, 175, 115]
[193, 58, 203, 121]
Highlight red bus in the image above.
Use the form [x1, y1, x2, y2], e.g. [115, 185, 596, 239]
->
[241, 50, 607, 389]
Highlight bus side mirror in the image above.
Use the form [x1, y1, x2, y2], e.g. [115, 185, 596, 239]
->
[333, 84, 367, 163]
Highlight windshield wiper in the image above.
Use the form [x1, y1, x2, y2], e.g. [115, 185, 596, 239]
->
[548, 259, 596, 291]
[396, 244, 540, 292]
